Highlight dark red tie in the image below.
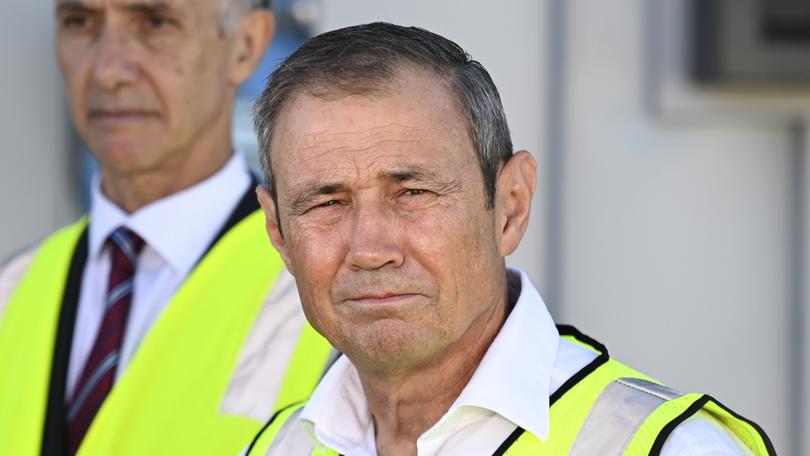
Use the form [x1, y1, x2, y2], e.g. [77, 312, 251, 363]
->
[66, 227, 145, 455]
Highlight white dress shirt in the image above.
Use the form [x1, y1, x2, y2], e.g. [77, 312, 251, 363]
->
[66, 152, 252, 399]
[296, 269, 752, 456]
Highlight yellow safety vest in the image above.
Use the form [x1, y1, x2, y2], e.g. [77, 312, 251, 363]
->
[244, 327, 775, 456]
[0, 210, 333, 455]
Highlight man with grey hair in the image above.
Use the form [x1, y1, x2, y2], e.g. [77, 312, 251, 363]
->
[0, 1, 330, 455]
[245, 22, 774, 455]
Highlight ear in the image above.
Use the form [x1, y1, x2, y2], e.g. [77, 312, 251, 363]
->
[227, 9, 276, 86]
[256, 185, 294, 273]
[494, 150, 537, 257]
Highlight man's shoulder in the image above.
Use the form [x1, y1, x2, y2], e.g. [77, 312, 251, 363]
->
[0, 219, 88, 323]
[0, 243, 42, 324]
[551, 327, 771, 455]
[663, 412, 756, 456]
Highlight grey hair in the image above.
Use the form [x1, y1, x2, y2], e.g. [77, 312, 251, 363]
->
[253, 22, 514, 210]
[218, 0, 267, 34]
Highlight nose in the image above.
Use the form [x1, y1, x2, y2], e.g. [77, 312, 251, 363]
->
[345, 201, 405, 271]
[92, 26, 139, 91]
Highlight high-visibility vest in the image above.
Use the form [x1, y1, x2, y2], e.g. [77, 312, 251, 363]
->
[244, 326, 775, 456]
[0, 209, 334, 455]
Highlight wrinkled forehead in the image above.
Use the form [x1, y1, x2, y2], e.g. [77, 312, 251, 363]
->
[271, 76, 475, 189]
[54, 0, 215, 14]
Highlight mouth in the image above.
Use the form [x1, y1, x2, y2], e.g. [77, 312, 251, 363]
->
[87, 109, 159, 125]
[346, 293, 420, 307]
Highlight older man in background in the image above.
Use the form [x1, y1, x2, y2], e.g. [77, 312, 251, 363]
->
[245, 23, 774, 455]
[0, 1, 331, 455]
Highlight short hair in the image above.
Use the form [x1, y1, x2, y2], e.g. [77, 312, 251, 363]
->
[218, 0, 269, 33]
[253, 22, 514, 210]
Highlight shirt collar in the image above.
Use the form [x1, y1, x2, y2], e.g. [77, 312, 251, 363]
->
[439, 269, 558, 441]
[299, 268, 559, 451]
[299, 356, 373, 454]
[88, 152, 252, 273]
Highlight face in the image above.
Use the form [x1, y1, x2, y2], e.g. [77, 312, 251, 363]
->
[261, 70, 523, 371]
[55, 0, 247, 175]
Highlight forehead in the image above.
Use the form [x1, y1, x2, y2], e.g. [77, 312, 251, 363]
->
[271, 70, 474, 186]
[55, 0, 213, 13]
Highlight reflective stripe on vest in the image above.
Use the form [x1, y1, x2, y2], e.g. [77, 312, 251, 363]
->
[0, 211, 334, 455]
[246, 327, 775, 456]
[569, 377, 682, 455]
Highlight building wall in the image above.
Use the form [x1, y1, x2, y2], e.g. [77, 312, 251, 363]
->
[560, 1, 793, 452]
[0, 1, 81, 261]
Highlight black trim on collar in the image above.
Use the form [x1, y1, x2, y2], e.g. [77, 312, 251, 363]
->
[492, 425, 526, 456]
[649, 394, 776, 456]
[243, 401, 306, 456]
[41, 229, 88, 456]
[492, 325, 610, 455]
[550, 325, 609, 405]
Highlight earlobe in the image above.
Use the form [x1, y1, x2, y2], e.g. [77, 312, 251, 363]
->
[495, 150, 537, 257]
[256, 185, 293, 272]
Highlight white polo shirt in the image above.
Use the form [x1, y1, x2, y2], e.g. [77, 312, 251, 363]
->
[295, 270, 751, 456]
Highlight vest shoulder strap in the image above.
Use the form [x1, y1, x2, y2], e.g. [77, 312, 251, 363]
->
[622, 392, 776, 456]
[245, 402, 306, 456]
[503, 327, 775, 456]
[0, 218, 87, 456]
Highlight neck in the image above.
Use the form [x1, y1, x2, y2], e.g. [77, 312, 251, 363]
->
[100, 112, 234, 213]
[100, 147, 231, 213]
[357, 287, 509, 456]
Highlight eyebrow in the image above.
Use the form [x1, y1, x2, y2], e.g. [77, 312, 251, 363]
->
[285, 165, 461, 213]
[56, 0, 173, 15]
[381, 166, 441, 184]
[288, 182, 348, 214]
[56, 1, 95, 15]
[381, 166, 461, 193]
[121, 1, 172, 15]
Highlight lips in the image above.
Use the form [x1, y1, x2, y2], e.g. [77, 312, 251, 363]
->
[350, 293, 415, 302]
[87, 109, 159, 125]
[349, 293, 418, 305]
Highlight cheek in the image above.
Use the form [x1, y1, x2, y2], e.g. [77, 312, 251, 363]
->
[58, 50, 86, 102]
[406, 205, 487, 273]
[288, 226, 353, 346]
[405, 206, 497, 315]
[287, 225, 346, 302]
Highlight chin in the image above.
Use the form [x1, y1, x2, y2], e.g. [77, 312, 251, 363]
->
[92, 142, 161, 174]
[345, 320, 439, 369]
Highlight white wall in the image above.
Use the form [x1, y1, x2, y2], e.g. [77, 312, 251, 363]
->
[561, 0, 792, 452]
[0, 1, 81, 260]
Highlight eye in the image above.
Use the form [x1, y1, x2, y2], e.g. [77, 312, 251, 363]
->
[308, 199, 346, 213]
[397, 188, 437, 209]
[401, 188, 434, 198]
[141, 13, 177, 30]
[148, 15, 170, 28]
[60, 13, 94, 30]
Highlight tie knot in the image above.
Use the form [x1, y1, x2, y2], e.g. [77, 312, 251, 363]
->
[108, 227, 146, 265]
